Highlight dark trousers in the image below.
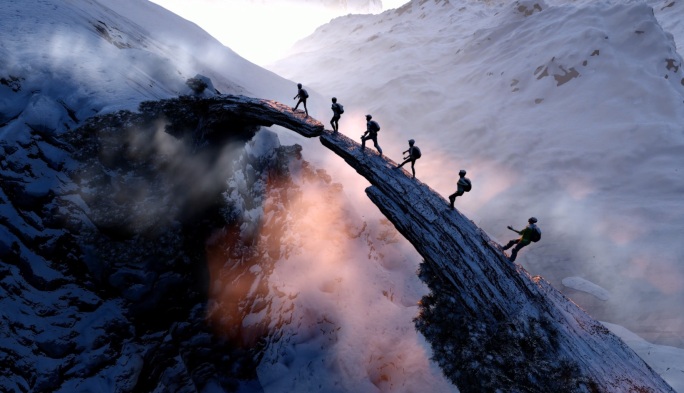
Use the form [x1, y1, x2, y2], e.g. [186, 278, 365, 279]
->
[294, 98, 308, 114]
[397, 157, 417, 177]
[330, 115, 340, 132]
[502, 239, 528, 262]
[361, 133, 382, 154]
[448, 189, 464, 208]
[449, 190, 464, 200]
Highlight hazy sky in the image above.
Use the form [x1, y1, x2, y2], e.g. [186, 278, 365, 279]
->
[150, 0, 407, 65]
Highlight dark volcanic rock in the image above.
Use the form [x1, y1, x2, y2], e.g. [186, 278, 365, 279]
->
[1, 93, 672, 393]
[138, 95, 323, 148]
[2, 95, 317, 392]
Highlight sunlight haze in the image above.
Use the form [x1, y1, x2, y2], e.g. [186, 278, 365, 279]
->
[149, 0, 403, 65]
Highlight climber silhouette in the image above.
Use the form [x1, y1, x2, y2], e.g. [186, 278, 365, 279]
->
[293, 83, 309, 116]
[361, 114, 382, 154]
[448, 170, 472, 208]
[396, 139, 422, 178]
[502, 217, 541, 262]
[330, 97, 343, 132]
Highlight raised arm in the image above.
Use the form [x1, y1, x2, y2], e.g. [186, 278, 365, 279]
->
[507, 226, 521, 234]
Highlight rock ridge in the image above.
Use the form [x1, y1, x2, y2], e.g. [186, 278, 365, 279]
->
[308, 104, 671, 392]
[135, 94, 675, 392]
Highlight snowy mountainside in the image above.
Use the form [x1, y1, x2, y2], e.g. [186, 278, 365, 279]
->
[650, 0, 684, 49]
[0, 0, 303, 127]
[271, 0, 684, 347]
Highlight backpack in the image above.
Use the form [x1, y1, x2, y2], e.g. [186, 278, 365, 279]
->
[368, 120, 380, 132]
[301, 89, 309, 98]
[338, 104, 344, 114]
[530, 227, 541, 242]
[412, 146, 422, 159]
[461, 178, 472, 192]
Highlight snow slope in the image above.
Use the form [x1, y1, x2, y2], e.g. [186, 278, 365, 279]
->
[0, 0, 302, 127]
[271, 0, 684, 349]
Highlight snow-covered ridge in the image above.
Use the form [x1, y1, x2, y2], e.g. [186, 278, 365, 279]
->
[0, 0, 299, 137]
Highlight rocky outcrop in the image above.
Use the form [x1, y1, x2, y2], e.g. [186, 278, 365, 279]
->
[318, 130, 675, 391]
[1, 93, 673, 392]
[136, 95, 323, 149]
[56, 96, 322, 391]
[130, 95, 673, 392]
[0, 95, 320, 392]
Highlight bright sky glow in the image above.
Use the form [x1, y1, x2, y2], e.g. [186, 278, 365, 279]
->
[149, 0, 406, 66]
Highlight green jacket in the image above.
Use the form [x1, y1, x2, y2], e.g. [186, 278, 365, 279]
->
[518, 224, 539, 244]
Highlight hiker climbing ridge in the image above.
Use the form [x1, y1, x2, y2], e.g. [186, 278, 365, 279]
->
[502, 217, 542, 262]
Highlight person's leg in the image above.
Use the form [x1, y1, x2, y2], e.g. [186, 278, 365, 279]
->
[410, 159, 416, 177]
[509, 242, 527, 262]
[373, 136, 382, 154]
[361, 135, 367, 149]
[502, 239, 519, 251]
[448, 193, 456, 208]
[294, 99, 301, 111]
[330, 117, 335, 131]
[448, 190, 463, 208]
[397, 158, 409, 168]
[303, 99, 308, 115]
